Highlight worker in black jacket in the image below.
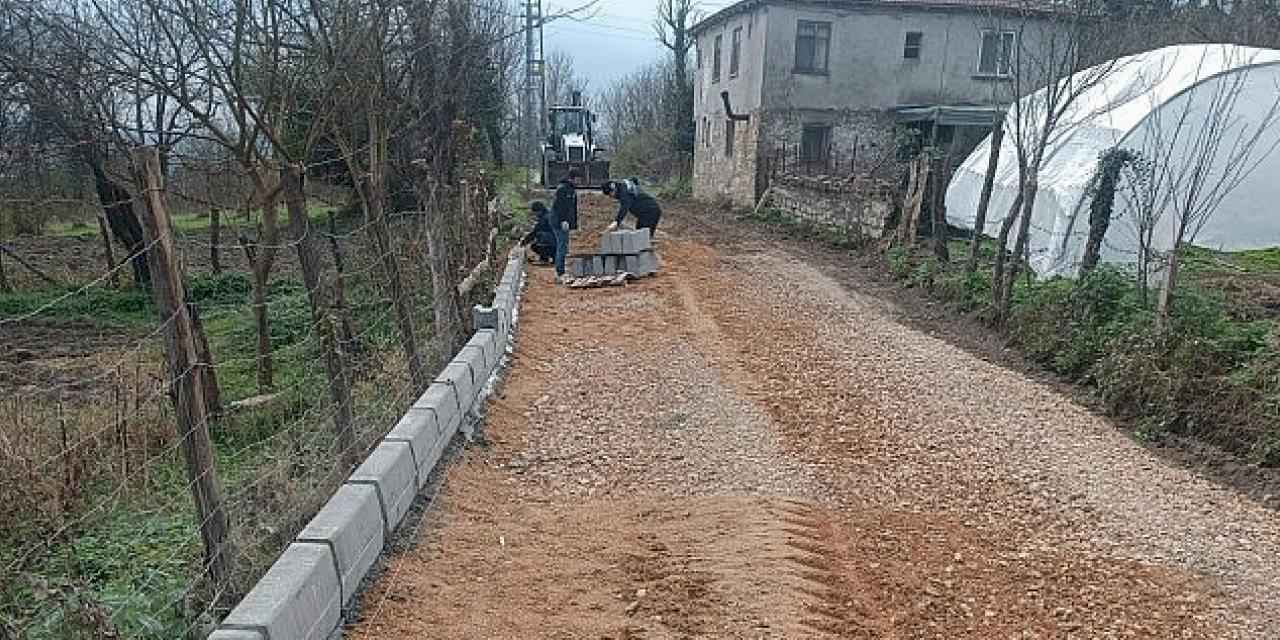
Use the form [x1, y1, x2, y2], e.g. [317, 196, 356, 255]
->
[551, 169, 581, 283]
[519, 201, 557, 264]
[603, 178, 662, 240]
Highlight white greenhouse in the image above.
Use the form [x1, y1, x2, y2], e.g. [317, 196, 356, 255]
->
[946, 44, 1280, 278]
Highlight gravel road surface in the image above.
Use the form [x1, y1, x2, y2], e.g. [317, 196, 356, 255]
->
[349, 198, 1279, 639]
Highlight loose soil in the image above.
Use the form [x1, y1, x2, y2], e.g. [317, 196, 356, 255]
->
[349, 196, 1278, 639]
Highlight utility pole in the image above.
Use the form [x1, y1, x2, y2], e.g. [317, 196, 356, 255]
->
[524, 0, 544, 189]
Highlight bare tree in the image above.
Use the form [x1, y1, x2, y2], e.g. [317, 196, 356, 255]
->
[544, 49, 587, 108]
[984, 1, 1128, 322]
[596, 60, 679, 177]
[1114, 48, 1280, 327]
[654, 0, 698, 171]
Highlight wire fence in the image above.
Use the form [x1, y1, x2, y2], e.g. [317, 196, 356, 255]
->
[0, 146, 511, 639]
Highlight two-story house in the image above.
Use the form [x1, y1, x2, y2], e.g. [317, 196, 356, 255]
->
[691, 0, 1068, 207]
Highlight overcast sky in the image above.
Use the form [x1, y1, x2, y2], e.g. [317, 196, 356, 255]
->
[542, 1, 737, 92]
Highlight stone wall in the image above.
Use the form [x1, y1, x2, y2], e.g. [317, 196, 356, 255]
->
[694, 107, 907, 209]
[760, 108, 902, 180]
[769, 175, 895, 240]
[692, 112, 763, 209]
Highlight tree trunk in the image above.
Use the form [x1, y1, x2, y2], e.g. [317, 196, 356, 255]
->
[416, 178, 464, 364]
[367, 109, 427, 392]
[967, 118, 1004, 274]
[998, 178, 1040, 322]
[86, 152, 150, 288]
[930, 143, 955, 262]
[326, 212, 358, 356]
[990, 190, 1024, 316]
[1080, 204, 1113, 278]
[188, 299, 223, 417]
[0, 244, 9, 293]
[209, 208, 223, 275]
[1079, 150, 1131, 278]
[282, 164, 356, 467]
[1157, 245, 1180, 331]
[96, 213, 120, 288]
[242, 171, 281, 394]
[248, 258, 273, 392]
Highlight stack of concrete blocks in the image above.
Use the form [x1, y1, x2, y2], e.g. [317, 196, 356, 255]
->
[208, 248, 526, 640]
[568, 228, 659, 278]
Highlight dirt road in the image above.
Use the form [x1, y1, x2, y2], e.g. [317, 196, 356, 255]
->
[350, 198, 1280, 639]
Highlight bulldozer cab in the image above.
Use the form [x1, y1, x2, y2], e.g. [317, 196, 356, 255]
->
[547, 108, 590, 150]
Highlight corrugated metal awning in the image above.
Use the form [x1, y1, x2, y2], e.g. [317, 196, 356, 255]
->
[894, 105, 1003, 127]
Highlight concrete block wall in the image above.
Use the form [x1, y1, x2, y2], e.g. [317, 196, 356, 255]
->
[209, 248, 527, 640]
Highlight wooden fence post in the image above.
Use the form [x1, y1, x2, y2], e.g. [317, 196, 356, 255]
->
[131, 146, 232, 588]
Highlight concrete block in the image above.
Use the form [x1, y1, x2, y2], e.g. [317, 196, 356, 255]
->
[600, 231, 625, 254]
[413, 383, 460, 435]
[639, 249, 659, 275]
[464, 330, 499, 374]
[297, 484, 385, 606]
[494, 289, 515, 314]
[220, 543, 339, 640]
[623, 254, 640, 274]
[591, 256, 604, 275]
[349, 441, 416, 532]
[622, 229, 651, 253]
[384, 408, 443, 487]
[603, 255, 617, 274]
[209, 631, 264, 640]
[473, 305, 498, 331]
[435, 361, 476, 414]
[455, 345, 489, 394]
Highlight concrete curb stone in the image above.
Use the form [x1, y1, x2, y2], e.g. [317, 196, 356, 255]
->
[219, 543, 340, 640]
[349, 441, 416, 532]
[296, 484, 384, 607]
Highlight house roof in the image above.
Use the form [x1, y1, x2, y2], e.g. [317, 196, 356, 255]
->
[691, 0, 1063, 35]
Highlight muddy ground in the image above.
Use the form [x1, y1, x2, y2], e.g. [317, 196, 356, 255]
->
[347, 196, 1280, 639]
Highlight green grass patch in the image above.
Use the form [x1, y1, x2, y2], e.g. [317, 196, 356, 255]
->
[46, 203, 337, 238]
[0, 286, 154, 326]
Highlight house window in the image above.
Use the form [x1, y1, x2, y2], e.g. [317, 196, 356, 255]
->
[794, 20, 831, 74]
[696, 44, 702, 69]
[978, 30, 1016, 76]
[801, 125, 831, 166]
[712, 35, 722, 83]
[725, 119, 736, 157]
[730, 27, 743, 78]
[904, 32, 923, 59]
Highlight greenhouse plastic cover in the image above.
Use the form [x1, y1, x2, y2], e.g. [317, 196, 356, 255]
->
[946, 44, 1280, 278]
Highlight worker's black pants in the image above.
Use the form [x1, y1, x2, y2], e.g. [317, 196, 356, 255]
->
[636, 217, 659, 241]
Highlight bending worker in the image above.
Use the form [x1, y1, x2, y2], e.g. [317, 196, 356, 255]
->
[604, 178, 662, 240]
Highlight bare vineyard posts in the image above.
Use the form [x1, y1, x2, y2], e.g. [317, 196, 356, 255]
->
[131, 146, 232, 588]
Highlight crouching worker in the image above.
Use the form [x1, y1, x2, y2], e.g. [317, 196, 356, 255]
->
[519, 201, 557, 264]
[603, 178, 662, 240]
